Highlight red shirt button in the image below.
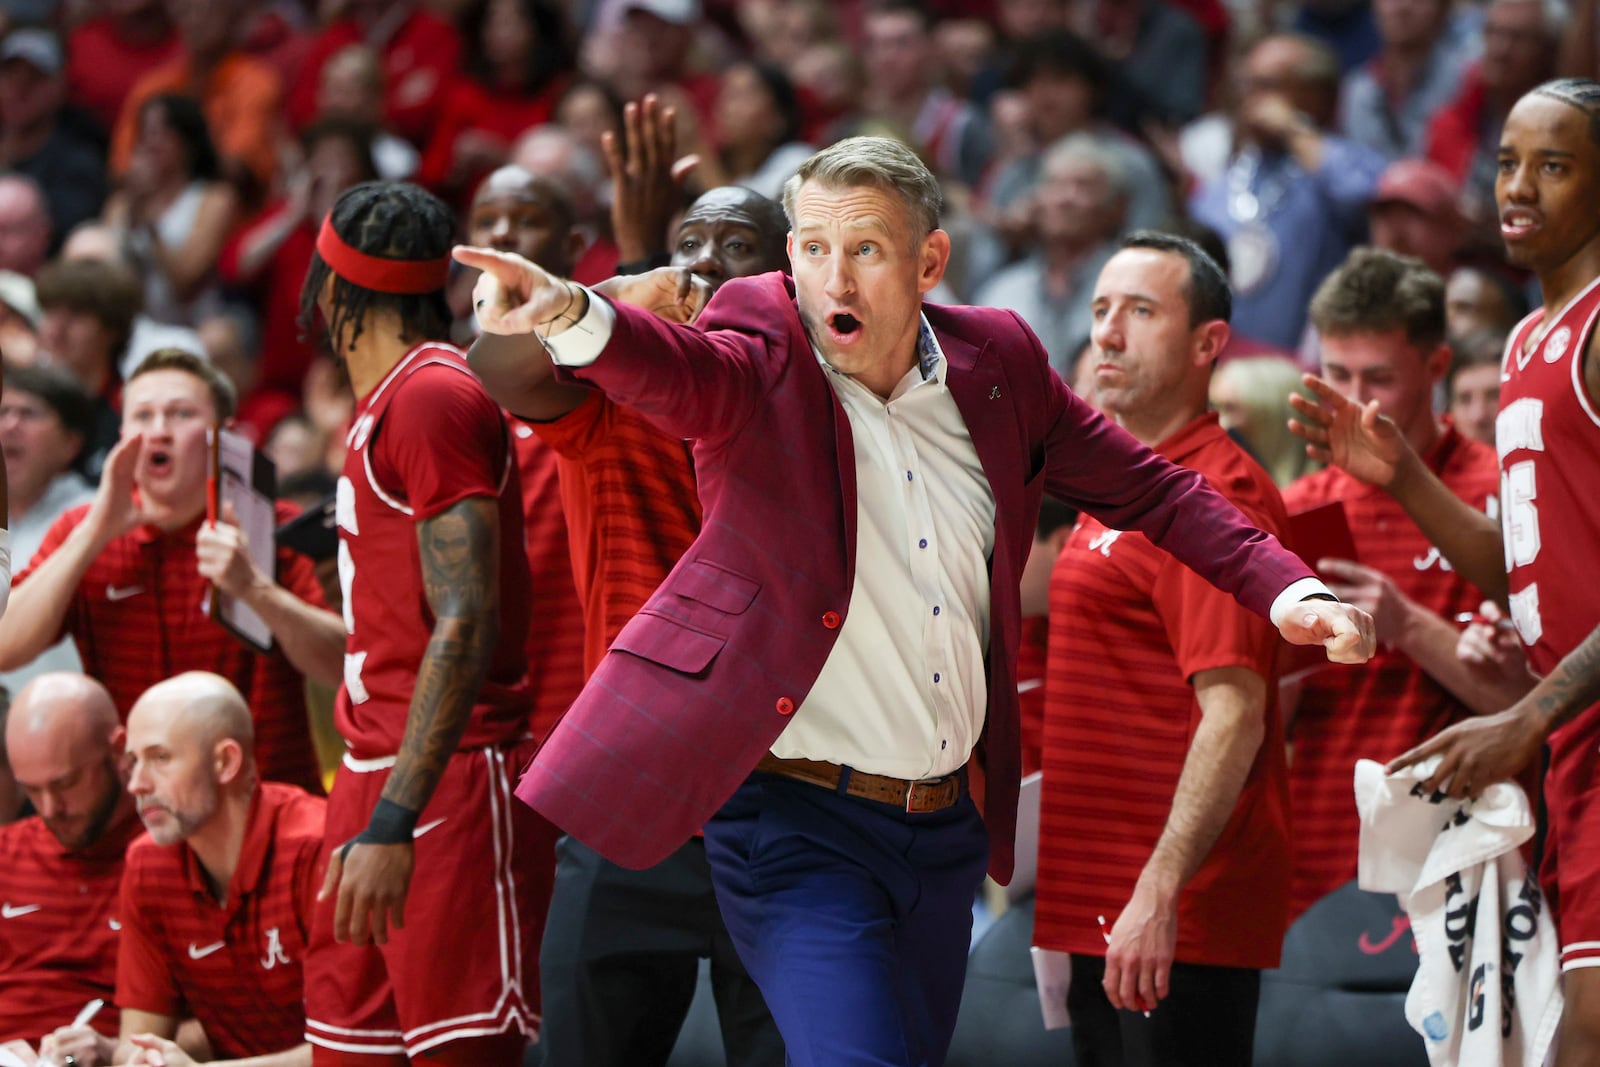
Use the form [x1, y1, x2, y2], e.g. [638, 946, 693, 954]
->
[776, 697, 795, 715]
[822, 611, 841, 629]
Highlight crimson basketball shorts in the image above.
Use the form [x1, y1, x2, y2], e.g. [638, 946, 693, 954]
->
[303, 740, 550, 1057]
[1540, 702, 1600, 973]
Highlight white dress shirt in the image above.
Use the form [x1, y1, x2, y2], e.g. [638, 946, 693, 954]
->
[543, 299, 995, 779]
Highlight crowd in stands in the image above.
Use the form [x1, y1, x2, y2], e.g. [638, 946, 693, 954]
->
[0, 0, 1590, 1064]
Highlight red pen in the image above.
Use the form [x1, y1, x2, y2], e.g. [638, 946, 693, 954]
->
[206, 426, 219, 526]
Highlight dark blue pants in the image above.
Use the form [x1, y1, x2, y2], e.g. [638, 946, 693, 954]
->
[702, 770, 991, 1067]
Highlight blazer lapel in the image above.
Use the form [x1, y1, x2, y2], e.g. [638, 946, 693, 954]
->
[941, 331, 1015, 507]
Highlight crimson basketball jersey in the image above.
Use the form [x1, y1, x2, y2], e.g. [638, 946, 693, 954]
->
[335, 342, 532, 758]
[1498, 279, 1600, 675]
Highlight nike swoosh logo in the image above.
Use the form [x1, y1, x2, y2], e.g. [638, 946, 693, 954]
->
[109, 918, 122, 931]
[1, 903, 40, 918]
[412, 817, 447, 839]
[106, 584, 145, 601]
[188, 940, 226, 959]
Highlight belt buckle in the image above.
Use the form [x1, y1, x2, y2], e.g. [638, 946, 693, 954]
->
[905, 777, 946, 814]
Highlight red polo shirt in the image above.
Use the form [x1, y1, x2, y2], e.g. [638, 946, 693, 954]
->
[524, 392, 701, 676]
[1282, 422, 1500, 916]
[19, 504, 326, 792]
[117, 783, 324, 1059]
[0, 814, 143, 1045]
[1035, 414, 1292, 969]
[511, 423, 586, 740]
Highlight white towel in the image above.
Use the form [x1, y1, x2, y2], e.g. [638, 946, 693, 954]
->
[1354, 758, 1562, 1067]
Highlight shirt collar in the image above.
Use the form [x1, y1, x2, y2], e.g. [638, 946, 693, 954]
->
[1153, 411, 1227, 462]
[183, 785, 270, 911]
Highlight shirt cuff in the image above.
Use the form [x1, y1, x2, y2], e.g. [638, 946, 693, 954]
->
[541, 287, 616, 368]
[1269, 576, 1337, 629]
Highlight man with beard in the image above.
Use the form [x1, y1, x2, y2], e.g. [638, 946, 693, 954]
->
[0, 673, 139, 1054]
[0, 349, 339, 792]
[45, 671, 323, 1066]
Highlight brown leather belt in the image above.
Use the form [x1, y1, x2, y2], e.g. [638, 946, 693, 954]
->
[755, 754, 963, 813]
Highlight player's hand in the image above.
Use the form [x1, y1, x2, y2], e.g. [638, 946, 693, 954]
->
[84, 434, 149, 547]
[319, 839, 414, 946]
[125, 1035, 195, 1067]
[1274, 598, 1375, 664]
[1103, 881, 1177, 1014]
[453, 246, 583, 338]
[1386, 707, 1544, 799]
[196, 502, 266, 600]
[1456, 600, 1523, 670]
[592, 267, 710, 325]
[605, 93, 700, 263]
[1316, 558, 1406, 646]
[1288, 375, 1411, 487]
[37, 1026, 112, 1066]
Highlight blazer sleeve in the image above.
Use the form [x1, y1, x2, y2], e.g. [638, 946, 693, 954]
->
[1020, 314, 1313, 619]
[553, 273, 798, 444]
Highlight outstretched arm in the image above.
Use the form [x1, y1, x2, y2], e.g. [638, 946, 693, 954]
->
[318, 496, 500, 947]
[1289, 375, 1506, 600]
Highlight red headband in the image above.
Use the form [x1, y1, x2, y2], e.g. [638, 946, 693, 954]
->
[315, 216, 450, 294]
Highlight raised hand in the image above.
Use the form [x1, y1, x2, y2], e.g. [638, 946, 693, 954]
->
[452, 246, 584, 338]
[605, 93, 700, 264]
[84, 435, 150, 547]
[1287, 374, 1410, 487]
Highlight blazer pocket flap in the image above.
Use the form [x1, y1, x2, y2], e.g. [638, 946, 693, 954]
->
[611, 612, 726, 675]
[671, 560, 760, 615]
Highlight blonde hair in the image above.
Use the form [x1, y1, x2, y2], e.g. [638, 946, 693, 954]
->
[1210, 356, 1318, 487]
[782, 136, 943, 245]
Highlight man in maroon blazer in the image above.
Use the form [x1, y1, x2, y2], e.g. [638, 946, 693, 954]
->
[455, 136, 1375, 1067]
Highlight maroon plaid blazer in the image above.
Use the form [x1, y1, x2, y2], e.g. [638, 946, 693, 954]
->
[515, 272, 1312, 882]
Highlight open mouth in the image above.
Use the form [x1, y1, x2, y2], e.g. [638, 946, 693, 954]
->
[145, 449, 173, 475]
[1500, 210, 1542, 240]
[829, 312, 862, 339]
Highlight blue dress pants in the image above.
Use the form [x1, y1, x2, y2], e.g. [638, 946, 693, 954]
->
[702, 769, 991, 1067]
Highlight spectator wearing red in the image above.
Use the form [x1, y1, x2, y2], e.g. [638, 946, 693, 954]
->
[1037, 234, 1291, 1065]
[0, 350, 340, 793]
[1425, 0, 1556, 234]
[460, 165, 586, 743]
[66, 0, 181, 138]
[0, 674, 139, 1054]
[289, 0, 463, 147]
[46, 673, 323, 1066]
[1367, 157, 1466, 277]
[1283, 248, 1518, 918]
[418, 0, 576, 204]
[607, 0, 719, 128]
[109, 0, 284, 195]
[220, 119, 380, 441]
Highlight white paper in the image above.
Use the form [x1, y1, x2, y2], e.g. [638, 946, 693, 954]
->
[1030, 946, 1073, 1030]
[1007, 770, 1043, 904]
[210, 427, 276, 651]
[0, 1047, 33, 1067]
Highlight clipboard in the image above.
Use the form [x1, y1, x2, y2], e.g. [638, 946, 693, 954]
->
[206, 426, 278, 652]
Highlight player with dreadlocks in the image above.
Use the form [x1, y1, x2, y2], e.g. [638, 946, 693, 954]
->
[1291, 78, 1600, 1065]
[298, 181, 541, 1066]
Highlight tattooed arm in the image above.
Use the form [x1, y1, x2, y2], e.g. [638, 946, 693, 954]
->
[318, 496, 501, 946]
[1388, 622, 1600, 797]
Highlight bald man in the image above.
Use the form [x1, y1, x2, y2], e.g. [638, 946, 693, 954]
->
[0, 673, 138, 1054]
[467, 182, 791, 1067]
[45, 673, 324, 1067]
